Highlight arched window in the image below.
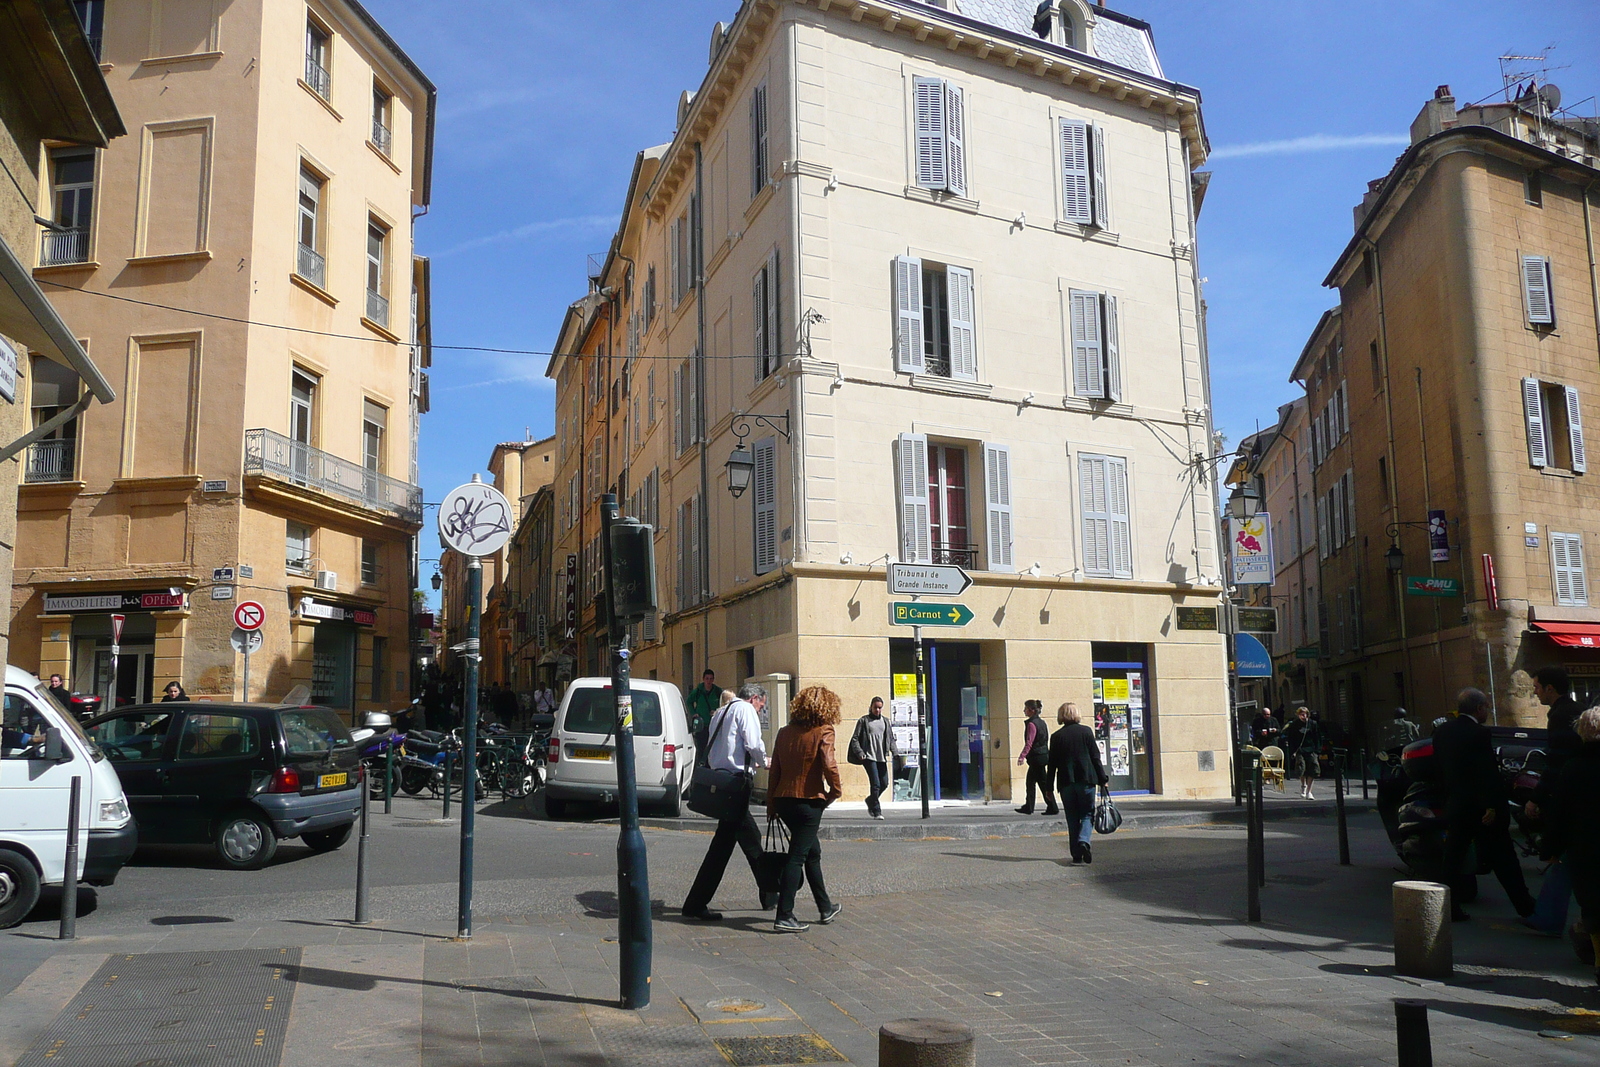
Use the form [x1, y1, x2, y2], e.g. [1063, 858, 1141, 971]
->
[1058, 0, 1092, 54]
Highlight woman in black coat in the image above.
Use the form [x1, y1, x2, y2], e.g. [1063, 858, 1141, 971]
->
[1048, 702, 1109, 864]
[1542, 706, 1600, 985]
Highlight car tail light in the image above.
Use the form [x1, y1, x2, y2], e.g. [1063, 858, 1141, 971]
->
[355, 764, 365, 784]
[662, 744, 676, 770]
[265, 767, 301, 793]
[547, 736, 559, 763]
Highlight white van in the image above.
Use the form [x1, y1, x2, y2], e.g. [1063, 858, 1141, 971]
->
[543, 678, 695, 818]
[1, 665, 137, 928]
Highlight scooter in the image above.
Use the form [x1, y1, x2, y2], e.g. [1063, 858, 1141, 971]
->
[1375, 737, 1479, 902]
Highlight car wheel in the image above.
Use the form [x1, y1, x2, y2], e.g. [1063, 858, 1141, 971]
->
[214, 811, 279, 870]
[543, 796, 567, 819]
[659, 785, 683, 818]
[302, 823, 353, 853]
[400, 766, 430, 795]
[0, 849, 42, 929]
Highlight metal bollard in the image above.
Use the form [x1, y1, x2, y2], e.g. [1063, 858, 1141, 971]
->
[384, 741, 394, 815]
[880, 1018, 976, 1067]
[1361, 746, 1370, 800]
[59, 776, 82, 941]
[1335, 754, 1351, 866]
[443, 753, 452, 819]
[1247, 758, 1261, 923]
[1394, 880, 1452, 979]
[1253, 759, 1266, 888]
[354, 773, 371, 925]
[1395, 999, 1432, 1067]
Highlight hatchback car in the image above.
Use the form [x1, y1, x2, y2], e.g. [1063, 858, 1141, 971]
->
[83, 702, 361, 869]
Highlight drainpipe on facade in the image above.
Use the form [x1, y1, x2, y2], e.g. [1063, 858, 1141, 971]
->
[694, 143, 711, 662]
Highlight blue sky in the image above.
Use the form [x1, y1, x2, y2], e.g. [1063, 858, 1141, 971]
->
[371, 0, 1600, 504]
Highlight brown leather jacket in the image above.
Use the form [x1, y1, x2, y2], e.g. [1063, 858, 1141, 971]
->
[767, 723, 843, 804]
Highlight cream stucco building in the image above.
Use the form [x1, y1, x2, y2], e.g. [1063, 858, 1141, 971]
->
[550, 0, 1230, 801]
[10, 0, 434, 720]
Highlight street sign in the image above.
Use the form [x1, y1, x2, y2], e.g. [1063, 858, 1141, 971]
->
[110, 614, 124, 645]
[887, 563, 972, 596]
[1406, 576, 1459, 597]
[1295, 645, 1321, 659]
[230, 627, 264, 654]
[1175, 606, 1218, 631]
[439, 479, 513, 557]
[890, 602, 974, 627]
[212, 566, 235, 582]
[1233, 606, 1278, 633]
[234, 601, 265, 631]
[211, 585, 235, 600]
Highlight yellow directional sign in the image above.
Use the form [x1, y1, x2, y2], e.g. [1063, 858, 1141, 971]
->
[890, 602, 974, 627]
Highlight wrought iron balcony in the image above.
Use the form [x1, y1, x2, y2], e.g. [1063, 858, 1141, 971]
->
[931, 541, 979, 568]
[366, 289, 389, 326]
[25, 439, 75, 483]
[40, 228, 90, 266]
[304, 56, 331, 98]
[245, 428, 422, 524]
[371, 118, 392, 156]
[296, 244, 326, 289]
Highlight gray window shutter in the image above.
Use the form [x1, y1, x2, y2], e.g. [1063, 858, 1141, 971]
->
[984, 443, 1013, 572]
[1091, 123, 1109, 229]
[1059, 118, 1091, 223]
[1068, 289, 1104, 398]
[913, 77, 947, 191]
[944, 82, 966, 197]
[1523, 377, 1547, 468]
[753, 438, 778, 575]
[752, 265, 767, 378]
[689, 494, 701, 604]
[1315, 493, 1328, 560]
[668, 218, 680, 305]
[1343, 470, 1355, 545]
[1102, 293, 1121, 402]
[766, 249, 781, 377]
[1522, 255, 1554, 325]
[1078, 453, 1110, 575]
[1567, 385, 1586, 473]
[896, 433, 931, 564]
[946, 265, 977, 381]
[1107, 456, 1132, 578]
[673, 365, 685, 455]
[894, 256, 925, 373]
[751, 83, 769, 198]
[1553, 532, 1588, 605]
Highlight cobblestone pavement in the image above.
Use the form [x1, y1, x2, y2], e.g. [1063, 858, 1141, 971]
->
[3, 809, 1597, 1066]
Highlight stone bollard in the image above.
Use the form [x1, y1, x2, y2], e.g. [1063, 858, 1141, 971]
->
[1393, 880, 1452, 979]
[880, 1018, 976, 1067]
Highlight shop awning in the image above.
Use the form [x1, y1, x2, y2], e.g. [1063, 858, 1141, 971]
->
[1531, 621, 1600, 648]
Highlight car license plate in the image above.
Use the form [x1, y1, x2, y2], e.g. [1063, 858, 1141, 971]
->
[319, 772, 348, 789]
[571, 747, 611, 761]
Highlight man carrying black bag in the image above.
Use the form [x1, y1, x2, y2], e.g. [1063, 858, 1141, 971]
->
[682, 683, 777, 920]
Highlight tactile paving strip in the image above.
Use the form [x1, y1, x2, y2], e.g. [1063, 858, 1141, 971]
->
[714, 1034, 849, 1066]
[13, 949, 300, 1067]
[592, 1025, 730, 1067]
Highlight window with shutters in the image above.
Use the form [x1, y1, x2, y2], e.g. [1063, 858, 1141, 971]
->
[644, 265, 657, 327]
[1523, 378, 1586, 473]
[752, 438, 778, 574]
[1551, 531, 1588, 606]
[1078, 452, 1132, 579]
[673, 358, 699, 455]
[927, 444, 972, 567]
[1521, 255, 1554, 326]
[670, 210, 693, 306]
[892, 257, 977, 381]
[1067, 289, 1121, 400]
[983, 442, 1014, 572]
[677, 494, 702, 609]
[1058, 118, 1109, 228]
[295, 164, 327, 289]
[912, 76, 967, 198]
[647, 368, 657, 426]
[750, 83, 770, 198]
[895, 433, 932, 564]
[753, 251, 781, 380]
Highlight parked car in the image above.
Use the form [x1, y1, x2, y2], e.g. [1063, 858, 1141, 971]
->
[82, 702, 361, 870]
[543, 679, 694, 818]
[1, 666, 137, 928]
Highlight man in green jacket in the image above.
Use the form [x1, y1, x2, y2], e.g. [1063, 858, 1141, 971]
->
[687, 669, 721, 751]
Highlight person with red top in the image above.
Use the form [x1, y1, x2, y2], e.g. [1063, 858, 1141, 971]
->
[1015, 700, 1056, 815]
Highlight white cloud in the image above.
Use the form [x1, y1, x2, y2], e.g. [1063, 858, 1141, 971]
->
[1209, 133, 1409, 160]
[433, 214, 616, 257]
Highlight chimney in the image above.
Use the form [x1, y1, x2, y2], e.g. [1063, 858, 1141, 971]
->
[1409, 85, 1457, 145]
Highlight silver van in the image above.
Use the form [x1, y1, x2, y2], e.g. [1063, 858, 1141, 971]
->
[543, 678, 694, 817]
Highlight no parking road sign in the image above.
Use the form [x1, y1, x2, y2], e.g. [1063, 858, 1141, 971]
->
[234, 600, 265, 631]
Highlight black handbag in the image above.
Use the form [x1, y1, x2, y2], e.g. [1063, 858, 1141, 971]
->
[756, 816, 791, 895]
[686, 708, 752, 821]
[1092, 786, 1122, 835]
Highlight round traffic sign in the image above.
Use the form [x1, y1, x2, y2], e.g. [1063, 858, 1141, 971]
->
[234, 600, 265, 631]
[438, 479, 513, 557]
[230, 627, 264, 655]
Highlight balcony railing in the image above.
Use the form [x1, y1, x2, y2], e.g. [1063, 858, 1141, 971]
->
[296, 244, 326, 289]
[40, 228, 90, 266]
[931, 541, 979, 568]
[245, 428, 422, 524]
[25, 439, 75, 483]
[366, 289, 389, 326]
[304, 56, 331, 98]
[371, 118, 392, 155]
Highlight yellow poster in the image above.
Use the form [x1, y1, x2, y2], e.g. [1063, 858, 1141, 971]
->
[893, 673, 917, 699]
[1102, 678, 1131, 703]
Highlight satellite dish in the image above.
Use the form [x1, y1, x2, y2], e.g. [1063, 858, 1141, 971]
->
[1538, 83, 1562, 112]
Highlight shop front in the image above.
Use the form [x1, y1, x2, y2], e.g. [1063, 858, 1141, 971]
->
[40, 588, 188, 707]
[888, 639, 994, 801]
[298, 597, 375, 715]
[1091, 642, 1155, 794]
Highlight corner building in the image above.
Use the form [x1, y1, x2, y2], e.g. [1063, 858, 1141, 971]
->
[10, 0, 434, 719]
[554, 0, 1229, 800]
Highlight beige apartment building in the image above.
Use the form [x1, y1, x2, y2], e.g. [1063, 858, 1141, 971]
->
[10, 0, 434, 719]
[548, 0, 1231, 802]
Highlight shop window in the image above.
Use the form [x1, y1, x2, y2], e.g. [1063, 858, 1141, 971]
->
[1091, 643, 1151, 793]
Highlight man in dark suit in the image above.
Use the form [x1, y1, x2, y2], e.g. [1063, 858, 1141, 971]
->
[1435, 687, 1535, 922]
[1048, 702, 1109, 864]
[1525, 665, 1584, 934]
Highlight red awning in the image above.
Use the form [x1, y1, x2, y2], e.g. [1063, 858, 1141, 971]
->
[1531, 622, 1600, 648]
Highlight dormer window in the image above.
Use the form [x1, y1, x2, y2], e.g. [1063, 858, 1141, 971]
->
[1050, 1, 1094, 54]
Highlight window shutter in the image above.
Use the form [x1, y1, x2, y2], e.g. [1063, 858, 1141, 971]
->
[673, 366, 684, 454]
[1342, 470, 1355, 545]
[1107, 456, 1132, 578]
[1522, 255, 1554, 325]
[1059, 118, 1091, 223]
[1078, 453, 1110, 576]
[765, 249, 781, 377]
[1315, 493, 1328, 560]
[753, 438, 778, 574]
[688, 494, 701, 605]
[946, 265, 977, 381]
[1553, 532, 1589, 605]
[751, 84, 769, 198]
[1310, 417, 1323, 468]
[983, 443, 1013, 572]
[1523, 377, 1548, 468]
[944, 82, 966, 197]
[676, 499, 688, 607]
[896, 433, 932, 564]
[668, 218, 680, 305]
[913, 77, 947, 191]
[1091, 123, 1109, 229]
[1068, 289, 1104, 398]
[752, 266, 767, 378]
[1566, 385, 1586, 473]
[1102, 293, 1122, 402]
[894, 255, 925, 373]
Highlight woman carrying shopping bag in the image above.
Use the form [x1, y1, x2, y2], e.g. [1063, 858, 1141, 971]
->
[766, 686, 845, 932]
[1048, 701, 1109, 864]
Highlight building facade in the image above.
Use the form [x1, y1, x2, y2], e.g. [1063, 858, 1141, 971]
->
[10, 0, 434, 720]
[550, 0, 1231, 801]
[1255, 396, 1319, 707]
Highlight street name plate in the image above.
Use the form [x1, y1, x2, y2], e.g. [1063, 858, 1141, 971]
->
[1234, 606, 1278, 633]
[890, 602, 974, 627]
[1175, 606, 1218, 631]
[887, 563, 973, 596]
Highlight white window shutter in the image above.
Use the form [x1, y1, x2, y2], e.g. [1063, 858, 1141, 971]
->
[896, 433, 931, 564]
[1553, 532, 1588, 605]
[1566, 385, 1586, 473]
[1069, 289, 1104, 398]
[1343, 470, 1355, 545]
[894, 256, 925, 373]
[1315, 494, 1328, 560]
[751, 84, 768, 198]
[1059, 118, 1091, 224]
[1078, 453, 1110, 576]
[946, 265, 977, 381]
[1310, 418, 1323, 468]
[1107, 456, 1132, 578]
[913, 77, 947, 191]
[668, 218, 680, 305]
[983, 443, 1013, 572]
[1523, 377, 1548, 468]
[944, 82, 966, 197]
[1522, 255, 1554, 325]
[753, 438, 778, 574]
[673, 366, 684, 454]
[766, 249, 781, 376]
[1102, 293, 1122, 402]
[752, 267, 767, 375]
[1569, 535, 1589, 605]
[1091, 123, 1109, 229]
[689, 494, 701, 603]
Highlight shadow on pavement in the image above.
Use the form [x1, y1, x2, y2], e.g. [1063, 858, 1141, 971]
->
[126, 843, 322, 870]
[273, 963, 617, 1008]
[1423, 996, 1600, 1033]
[574, 890, 671, 919]
[20, 886, 98, 927]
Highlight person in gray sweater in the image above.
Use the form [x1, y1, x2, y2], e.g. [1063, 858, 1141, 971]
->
[848, 697, 899, 819]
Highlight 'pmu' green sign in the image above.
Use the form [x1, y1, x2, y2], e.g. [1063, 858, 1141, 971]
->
[1405, 576, 1460, 597]
[890, 602, 974, 627]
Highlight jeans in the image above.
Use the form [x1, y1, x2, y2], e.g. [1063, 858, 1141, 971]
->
[773, 797, 832, 921]
[1022, 761, 1056, 812]
[1528, 859, 1573, 934]
[682, 802, 764, 914]
[1062, 784, 1096, 855]
[863, 760, 889, 816]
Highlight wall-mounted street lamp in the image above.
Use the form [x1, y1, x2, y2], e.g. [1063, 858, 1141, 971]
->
[1385, 544, 1404, 573]
[725, 445, 754, 498]
[1225, 480, 1262, 520]
[431, 570, 443, 591]
[723, 411, 792, 498]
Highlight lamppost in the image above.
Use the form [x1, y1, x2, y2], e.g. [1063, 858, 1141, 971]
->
[722, 411, 791, 498]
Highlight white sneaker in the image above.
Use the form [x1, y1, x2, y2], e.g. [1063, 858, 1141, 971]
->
[871, 813, 886, 820]
[1305, 789, 1315, 801]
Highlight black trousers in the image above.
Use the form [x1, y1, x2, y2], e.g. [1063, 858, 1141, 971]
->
[1022, 761, 1055, 811]
[1442, 805, 1531, 911]
[773, 797, 832, 920]
[682, 802, 763, 914]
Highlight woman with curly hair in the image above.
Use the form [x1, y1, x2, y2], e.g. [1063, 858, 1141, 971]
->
[766, 685, 845, 932]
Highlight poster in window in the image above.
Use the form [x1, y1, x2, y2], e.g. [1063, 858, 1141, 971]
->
[1130, 706, 1144, 731]
[1093, 677, 1103, 701]
[956, 727, 971, 763]
[1128, 672, 1144, 709]
[1131, 728, 1147, 756]
[1097, 739, 1109, 766]
[1110, 740, 1131, 777]
[1094, 705, 1109, 734]
[1103, 678, 1131, 703]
